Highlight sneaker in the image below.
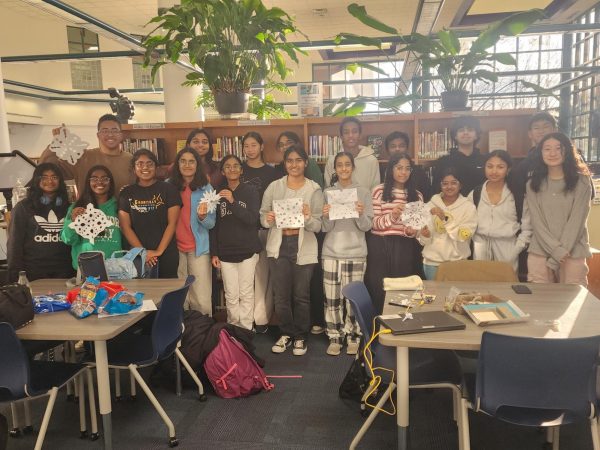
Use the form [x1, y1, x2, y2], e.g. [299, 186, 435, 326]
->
[310, 325, 326, 335]
[292, 339, 308, 356]
[326, 341, 342, 356]
[346, 338, 360, 355]
[271, 335, 291, 354]
[254, 324, 269, 334]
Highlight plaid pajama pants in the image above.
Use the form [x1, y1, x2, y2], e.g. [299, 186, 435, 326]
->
[321, 258, 366, 343]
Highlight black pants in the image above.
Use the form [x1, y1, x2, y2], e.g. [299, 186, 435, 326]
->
[269, 236, 315, 340]
[156, 245, 179, 279]
[365, 233, 419, 315]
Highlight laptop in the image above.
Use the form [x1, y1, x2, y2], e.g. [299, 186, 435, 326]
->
[378, 311, 466, 335]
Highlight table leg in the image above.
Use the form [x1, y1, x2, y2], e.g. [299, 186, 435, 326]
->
[94, 340, 112, 450]
[397, 346, 409, 450]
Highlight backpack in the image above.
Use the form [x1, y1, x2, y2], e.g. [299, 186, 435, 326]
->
[105, 248, 146, 280]
[204, 329, 273, 398]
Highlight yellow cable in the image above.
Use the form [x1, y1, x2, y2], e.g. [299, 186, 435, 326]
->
[362, 317, 396, 416]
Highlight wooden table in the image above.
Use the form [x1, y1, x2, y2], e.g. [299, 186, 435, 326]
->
[380, 281, 600, 450]
[17, 279, 182, 450]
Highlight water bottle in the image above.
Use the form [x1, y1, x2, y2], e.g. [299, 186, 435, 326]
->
[17, 271, 32, 295]
[12, 178, 27, 206]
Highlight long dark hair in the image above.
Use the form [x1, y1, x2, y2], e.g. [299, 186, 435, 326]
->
[330, 151, 355, 186]
[382, 153, 418, 203]
[530, 132, 590, 193]
[485, 150, 517, 198]
[74, 165, 115, 208]
[242, 131, 264, 162]
[130, 148, 158, 182]
[169, 147, 209, 191]
[283, 145, 308, 177]
[276, 131, 301, 149]
[185, 128, 214, 162]
[26, 163, 69, 212]
[220, 154, 244, 174]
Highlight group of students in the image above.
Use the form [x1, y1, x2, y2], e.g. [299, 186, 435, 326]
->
[6, 111, 592, 358]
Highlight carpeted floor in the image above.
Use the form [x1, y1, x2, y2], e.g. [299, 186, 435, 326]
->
[3, 330, 595, 450]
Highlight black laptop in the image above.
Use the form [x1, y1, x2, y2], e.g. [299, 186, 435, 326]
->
[378, 311, 466, 335]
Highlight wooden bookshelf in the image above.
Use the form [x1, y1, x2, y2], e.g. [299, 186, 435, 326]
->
[121, 109, 536, 166]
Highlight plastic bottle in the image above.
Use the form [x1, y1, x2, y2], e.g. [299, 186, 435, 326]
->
[12, 178, 27, 206]
[17, 271, 32, 295]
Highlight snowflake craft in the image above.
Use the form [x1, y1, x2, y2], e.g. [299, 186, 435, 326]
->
[200, 189, 221, 214]
[401, 201, 429, 229]
[68, 203, 112, 244]
[273, 198, 304, 229]
[49, 127, 89, 165]
[327, 188, 358, 220]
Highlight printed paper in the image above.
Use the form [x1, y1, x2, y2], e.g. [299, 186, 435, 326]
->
[49, 126, 89, 165]
[68, 203, 112, 244]
[327, 188, 358, 220]
[401, 201, 429, 229]
[274, 198, 304, 229]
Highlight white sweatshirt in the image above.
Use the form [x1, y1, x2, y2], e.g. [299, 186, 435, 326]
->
[419, 194, 478, 266]
[324, 146, 380, 192]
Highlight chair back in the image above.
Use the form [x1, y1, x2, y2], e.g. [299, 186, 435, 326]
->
[435, 260, 518, 282]
[476, 331, 600, 419]
[0, 322, 30, 400]
[151, 276, 195, 360]
[78, 251, 108, 282]
[342, 281, 376, 338]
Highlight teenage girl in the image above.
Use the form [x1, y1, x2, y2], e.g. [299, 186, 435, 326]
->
[526, 132, 592, 285]
[186, 128, 225, 189]
[321, 152, 373, 356]
[469, 150, 531, 272]
[419, 168, 477, 281]
[61, 165, 122, 271]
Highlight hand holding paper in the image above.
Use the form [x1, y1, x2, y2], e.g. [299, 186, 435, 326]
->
[327, 188, 359, 220]
[401, 201, 429, 229]
[273, 198, 304, 228]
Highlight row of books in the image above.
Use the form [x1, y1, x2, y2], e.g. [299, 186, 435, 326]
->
[213, 136, 245, 161]
[122, 138, 169, 165]
[307, 135, 343, 161]
[417, 129, 452, 160]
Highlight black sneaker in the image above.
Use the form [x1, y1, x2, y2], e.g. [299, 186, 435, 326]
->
[254, 324, 269, 334]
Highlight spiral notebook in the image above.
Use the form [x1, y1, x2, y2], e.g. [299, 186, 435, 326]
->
[378, 311, 466, 335]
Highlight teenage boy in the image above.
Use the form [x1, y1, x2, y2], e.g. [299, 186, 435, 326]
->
[432, 115, 486, 196]
[40, 114, 133, 194]
[324, 117, 380, 191]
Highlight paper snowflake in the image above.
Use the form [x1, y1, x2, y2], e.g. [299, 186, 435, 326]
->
[274, 198, 304, 229]
[327, 188, 358, 220]
[401, 201, 429, 229]
[49, 127, 89, 165]
[200, 189, 221, 214]
[68, 203, 112, 244]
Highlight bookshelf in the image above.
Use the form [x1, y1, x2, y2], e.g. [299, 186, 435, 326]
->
[121, 109, 536, 167]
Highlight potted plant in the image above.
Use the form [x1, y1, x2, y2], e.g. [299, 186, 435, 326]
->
[142, 0, 306, 115]
[336, 4, 545, 111]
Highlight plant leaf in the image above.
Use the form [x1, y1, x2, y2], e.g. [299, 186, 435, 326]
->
[334, 33, 382, 49]
[471, 9, 545, 52]
[520, 80, 560, 100]
[347, 3, 397, 35]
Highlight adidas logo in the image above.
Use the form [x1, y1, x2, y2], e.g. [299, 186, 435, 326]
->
[34, 210, 63, 243]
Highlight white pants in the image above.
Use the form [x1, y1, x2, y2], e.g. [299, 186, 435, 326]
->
[472, 235, 520, 272]
[178, 252, 212, 316]
[253, 229, 273, 326]
[221, 253, 259, 330]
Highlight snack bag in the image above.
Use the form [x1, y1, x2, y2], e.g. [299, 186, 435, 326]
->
[70, 277, 100, 319]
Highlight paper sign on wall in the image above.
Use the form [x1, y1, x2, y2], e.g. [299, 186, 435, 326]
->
[274, 198, 304, 229]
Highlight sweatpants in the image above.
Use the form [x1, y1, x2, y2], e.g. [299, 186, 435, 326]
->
[269, 235, 315, 340]
[221, 253, 259, 330]
[178, 251, 212, 315]
[365, 233, 418, 315]
[253, 229, 273, 326]
[322, 258, 366, 344]
[527, 253, 588, 287]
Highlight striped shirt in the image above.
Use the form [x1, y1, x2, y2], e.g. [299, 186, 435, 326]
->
[371, 184, 422, 237]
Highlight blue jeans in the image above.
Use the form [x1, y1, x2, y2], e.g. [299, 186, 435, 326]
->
[423, 263, 438, 281]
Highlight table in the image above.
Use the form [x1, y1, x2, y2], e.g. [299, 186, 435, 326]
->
[17, 278, 182, 450]
[380, 281, 600, 450]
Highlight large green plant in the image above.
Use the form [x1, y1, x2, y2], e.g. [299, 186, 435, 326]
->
[142, 0, 306, 94]
[336, 4, 546, 94]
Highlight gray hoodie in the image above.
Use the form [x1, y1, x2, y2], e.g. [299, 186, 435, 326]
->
[324, 146, 380, 192]
[322, 182, 373, 260]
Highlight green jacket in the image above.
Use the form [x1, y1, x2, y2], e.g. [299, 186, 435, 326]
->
[60, 197, 122, 270]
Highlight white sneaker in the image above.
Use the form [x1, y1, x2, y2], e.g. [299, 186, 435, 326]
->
[292, 339, 308, 356]
[310, 325, 325, 335]
[346, 339, 360, 355]
[326, 342, 342, 356]
[271, 335, 291, 354]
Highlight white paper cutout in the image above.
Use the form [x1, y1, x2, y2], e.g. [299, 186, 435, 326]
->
[49, 127, 89, 165]
[68, 203, 112, 244]
[327, 188, 358, 221]
[401, 201, 429, 229]
[200, 189, 221, 213]
[274, 198, 304, 229]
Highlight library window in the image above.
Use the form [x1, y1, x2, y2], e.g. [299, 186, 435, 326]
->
[132, 55, 160, 89]
[67, 26, 103, 90]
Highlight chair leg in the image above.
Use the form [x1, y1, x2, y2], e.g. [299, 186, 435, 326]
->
[114, 368, 121, 400]
[10, 402, 21, 437]
[34, 387, 58, 450]
[552, 427, 559, 450]
[78, 373, 87, 438]
[590, 417, 600, 450]
[86, 368, 99, 440]
[23, 400, 33, 434]
[128, 364, 177, 446]
[175, 354, 182, 397]
[130, 372, 137, 399]
[457, 397, 470, 450]
[350, 382, 396, 450]
[175, 348, 206, 401]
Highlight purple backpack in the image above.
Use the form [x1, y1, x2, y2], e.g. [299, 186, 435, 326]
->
[204, 329, 274, 398]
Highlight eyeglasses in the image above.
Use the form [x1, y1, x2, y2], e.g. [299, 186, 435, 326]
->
[441, 180, 459, 187]
[135, 161, 155, 168]
[223, 164, 241, 171]
[179, 159, 197, 166]
[90, 176, 111, 184]
[40, 175, 59, 181]
[98, 128, 122, 136]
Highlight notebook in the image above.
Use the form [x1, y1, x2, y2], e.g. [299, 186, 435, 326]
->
[378, 311, 466, 335]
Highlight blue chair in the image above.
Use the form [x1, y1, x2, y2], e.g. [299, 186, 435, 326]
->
[341, 281, 467, 450]
[465, 331, 600, 450]
[106, 275, 205, 447]
[0, 322, 97, 450]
